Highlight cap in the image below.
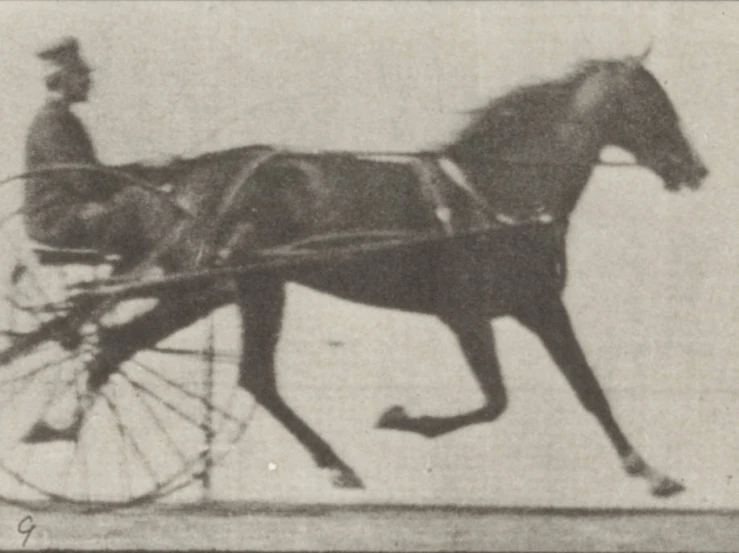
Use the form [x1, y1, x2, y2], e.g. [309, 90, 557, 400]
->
[36, 36, 90, 75]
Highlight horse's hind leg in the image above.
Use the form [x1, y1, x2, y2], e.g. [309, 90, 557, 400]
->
[377, 314, 508, 438]
[235, 279, 364, 489]
[514, 295, 685, 497]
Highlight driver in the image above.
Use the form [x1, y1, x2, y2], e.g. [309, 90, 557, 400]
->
[24, 36, 178, 270]
[21, 37, 182, 443]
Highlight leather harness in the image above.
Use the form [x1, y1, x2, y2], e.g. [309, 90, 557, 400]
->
[214, 149, 570, 289]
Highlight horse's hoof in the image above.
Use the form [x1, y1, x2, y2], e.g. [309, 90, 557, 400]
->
[329, 467, 365, 489]
[622, 452, 648, 476]
[376, 405, 409, 429]
[651, 477, 686, 498]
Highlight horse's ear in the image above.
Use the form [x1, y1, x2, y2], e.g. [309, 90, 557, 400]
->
[637, 41, 653, 63]
[627, 41, 653, 67]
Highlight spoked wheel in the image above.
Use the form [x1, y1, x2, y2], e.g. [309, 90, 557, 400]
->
[0, 213, 255, 510]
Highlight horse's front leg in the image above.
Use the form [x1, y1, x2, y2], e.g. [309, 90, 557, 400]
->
[514, 295, 685, 498]
[377, 314, 508, 438]
[235, 279, 364, 489]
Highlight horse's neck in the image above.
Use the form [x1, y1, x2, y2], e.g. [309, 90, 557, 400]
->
[447, 111, 607, 220]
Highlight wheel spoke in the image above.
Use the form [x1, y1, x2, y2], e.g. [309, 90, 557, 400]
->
[110, 387, 133, 502]
[78, 424, 91, 504]
[0, 457, 80, 504]
[130, 375, 190, 467]
[0, 215, 248, 508]
[128, 357, 243, 426]
[59, 439, 82, 501]
[117, 370, 208, 432]
[100, 391, 162, 492]
[0, 360, 47, 418]
[213, 383, 258, 444]
[58, 394, 100, 502]
[0, 351, 74, 479]
[0, 349, 81, 387]
[0, 217, 244, 507]
[132, 354, 257, 467]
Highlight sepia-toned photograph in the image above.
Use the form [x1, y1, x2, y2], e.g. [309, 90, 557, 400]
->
[0, 1, 736, 550]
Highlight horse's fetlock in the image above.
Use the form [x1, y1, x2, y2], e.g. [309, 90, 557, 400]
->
[481, 396, 507, 421]
[313, 449, 341, 469]
[622, 451, 648, 476]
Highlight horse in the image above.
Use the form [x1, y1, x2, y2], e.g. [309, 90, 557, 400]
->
[74, 50, 707, 496]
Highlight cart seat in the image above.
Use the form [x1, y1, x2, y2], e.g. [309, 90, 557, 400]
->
[31, 244, 120, 266]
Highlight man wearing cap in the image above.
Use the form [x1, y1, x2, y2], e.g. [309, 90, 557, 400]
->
[25, 36, 176, 269]
[21, 37, 184, 443]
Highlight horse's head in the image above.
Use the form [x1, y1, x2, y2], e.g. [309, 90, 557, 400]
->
[583, 50, 708, 191]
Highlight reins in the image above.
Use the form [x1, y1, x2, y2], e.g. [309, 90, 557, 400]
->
[0, 163, 196, 218]
[0, 149, 639, 300]
[298, 149, 640, 170]
[69, 220, 559, 299]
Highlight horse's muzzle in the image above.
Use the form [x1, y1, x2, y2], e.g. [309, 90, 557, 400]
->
[681, 161, 709, 190]
[663, 157, 709, 191]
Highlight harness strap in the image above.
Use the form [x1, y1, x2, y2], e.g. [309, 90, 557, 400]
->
[552, 218, 569, 290]
[356, 153, 455, 234]
[435, 154, 570, 289]
[408, 157, 454, 235]
[436, 156, 496, 229]
[215, 147, 284, 219]
[191, 147, 285, 267]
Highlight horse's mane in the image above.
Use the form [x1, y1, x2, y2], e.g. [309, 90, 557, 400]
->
[445, 60, 610, 160]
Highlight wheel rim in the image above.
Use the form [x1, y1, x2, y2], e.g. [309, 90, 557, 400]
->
[0, 212, 254, 509]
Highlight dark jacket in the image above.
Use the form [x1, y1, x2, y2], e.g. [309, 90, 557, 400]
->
[24, 99, 113, 243]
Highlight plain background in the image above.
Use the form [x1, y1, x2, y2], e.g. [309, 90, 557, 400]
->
[0, 2, 736, 510]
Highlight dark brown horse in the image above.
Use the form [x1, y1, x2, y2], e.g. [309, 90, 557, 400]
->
[81, 52, 707, 496]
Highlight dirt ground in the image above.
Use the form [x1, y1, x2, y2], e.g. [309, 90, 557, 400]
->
[0, 502, 736, 551]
